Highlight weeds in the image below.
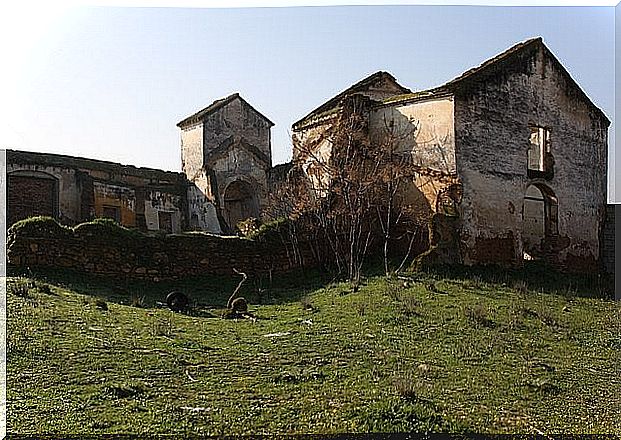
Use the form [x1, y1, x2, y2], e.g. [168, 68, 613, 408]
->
[102, 381, 147, 399]
[393, 376, 419, 402]
[8, 277, 42, 298]
[130, 292, 147, 308]
[300, 295, 316, 312]
[152, 317, 173, 337]
[400, 294, 420, 317]
[385, 282, 404, 301]
[354, 300, 367, 317]
[463, 276, 485, 291]
[512, 280, 529, 295]
[94, 299, 108, 311]
[464, 304, 495, 328]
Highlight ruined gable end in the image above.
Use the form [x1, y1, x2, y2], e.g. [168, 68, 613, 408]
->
[449, 38, 609, 272]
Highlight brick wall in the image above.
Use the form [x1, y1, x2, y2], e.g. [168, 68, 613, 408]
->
[7, 175, 57, 225]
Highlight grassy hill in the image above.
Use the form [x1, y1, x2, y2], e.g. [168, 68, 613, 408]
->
[6, 265, 620, 435]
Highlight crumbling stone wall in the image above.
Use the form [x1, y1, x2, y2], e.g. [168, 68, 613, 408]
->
[453, 43, 609, 271]
[180, 95, 273, 232]
[7, 219, 315, 280]
[6, 150, 187, 233]
[602, 204, 615, 273]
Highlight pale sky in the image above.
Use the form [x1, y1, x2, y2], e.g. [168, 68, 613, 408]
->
[0, 2, 617, 200]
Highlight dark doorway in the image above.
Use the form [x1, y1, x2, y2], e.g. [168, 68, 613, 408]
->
[223, 180, 259, 231]
[7, 173, 58, 225]
[158, 211, 173, 233]
[522, 184, 558, 257]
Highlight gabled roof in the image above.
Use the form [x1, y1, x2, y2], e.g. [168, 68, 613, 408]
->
[379, 37, 544, 108]
[378, 37, 609, 124]
[441, 37, 544, 91]
[292, 71, 411, 129]
[177, 93, 275, 129]
[205, 135, 271, 168]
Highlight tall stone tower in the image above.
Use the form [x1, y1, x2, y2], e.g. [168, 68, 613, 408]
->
[177, 93, 274, 233]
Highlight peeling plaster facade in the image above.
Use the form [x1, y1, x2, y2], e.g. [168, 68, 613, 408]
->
[452, 39, 609, 272]
[7, 150, 187, 234]
[292, 38, 610, 272]
[178, 93, 274, 233]
[5, 38, 613, 272]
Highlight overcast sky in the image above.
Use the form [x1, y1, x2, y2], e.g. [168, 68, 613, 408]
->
[0, 3, 616, 200]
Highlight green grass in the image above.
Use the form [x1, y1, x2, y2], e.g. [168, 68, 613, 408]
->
[6, 265, 620, 435]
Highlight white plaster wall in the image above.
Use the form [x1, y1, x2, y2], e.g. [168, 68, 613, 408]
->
[181, 122, 205, 179]
[370, 96, 457, 174]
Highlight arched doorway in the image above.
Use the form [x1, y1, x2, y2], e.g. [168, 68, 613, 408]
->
[522, 184, 558, 257]
[223, 180, 259, 231]
[7, 171, 59, 225]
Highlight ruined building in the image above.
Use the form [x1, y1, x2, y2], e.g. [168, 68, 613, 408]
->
[292, 37, 610, 272]
[7, 150, 187, 233]
[7, 94, 275, 235]
[177, 93, 274, 233]
[6, 37, 613, 272]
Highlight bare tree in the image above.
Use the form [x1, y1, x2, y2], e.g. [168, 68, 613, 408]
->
[286, 93, 458, 283]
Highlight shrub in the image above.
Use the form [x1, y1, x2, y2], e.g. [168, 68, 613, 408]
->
[73, 218, 145, 240]
[236, 217, 261, 237]
[8, 216, 71, 239]
[246, 217, 291, 242]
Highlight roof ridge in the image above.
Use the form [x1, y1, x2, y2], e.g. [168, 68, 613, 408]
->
[292, 70, 411, 128]
[439, 36, 543, 89]
[177, 93, 274, 128]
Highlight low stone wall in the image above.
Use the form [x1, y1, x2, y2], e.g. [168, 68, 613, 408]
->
[7, 218, 314, 280]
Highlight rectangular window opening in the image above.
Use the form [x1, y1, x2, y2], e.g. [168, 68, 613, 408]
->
[102, 205, 121, 223]
[528, 126, 552, 177]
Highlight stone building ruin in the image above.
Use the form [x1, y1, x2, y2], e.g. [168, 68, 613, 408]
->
[5, 37, 615, 273]
[292, 37, 611, 272]
[177, 93, 274, 234]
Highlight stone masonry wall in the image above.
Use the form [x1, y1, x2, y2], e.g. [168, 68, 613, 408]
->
[602, 204, 615, 273]
[454, 43, 609, 272]
[7, 221, 315, 281]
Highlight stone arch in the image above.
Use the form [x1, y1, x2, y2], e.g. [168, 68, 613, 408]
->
[222, 179, 260, 231]
[7, 170, 59, 225]
[522, 183, 558, 257]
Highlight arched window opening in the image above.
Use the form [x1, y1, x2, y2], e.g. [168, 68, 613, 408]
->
[522, 184, 558, 258]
